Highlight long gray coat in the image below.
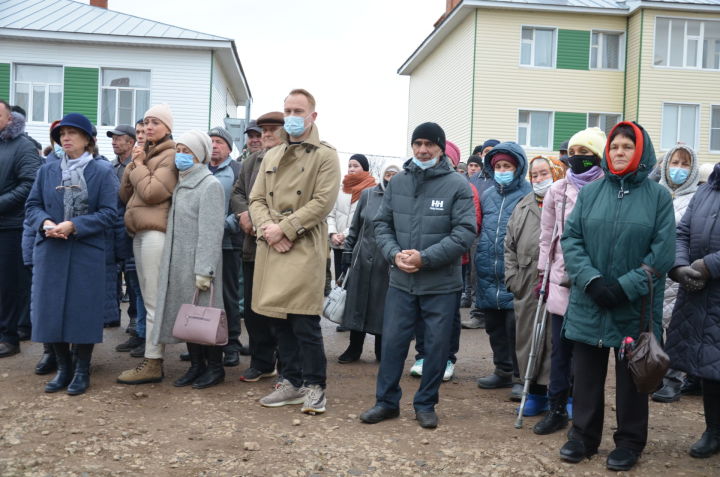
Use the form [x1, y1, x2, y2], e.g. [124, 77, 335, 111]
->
[341, 185, 389, 335]
[151, 165, 225, 345]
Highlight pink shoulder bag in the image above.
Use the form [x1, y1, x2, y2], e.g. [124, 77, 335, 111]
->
[172, 283, 228, 346]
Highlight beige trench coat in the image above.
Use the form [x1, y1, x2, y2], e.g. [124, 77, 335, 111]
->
[504, 192, 551, 386]
[248, 125, 340, 318]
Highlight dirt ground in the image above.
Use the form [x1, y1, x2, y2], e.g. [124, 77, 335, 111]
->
[1, 307, 718, 477]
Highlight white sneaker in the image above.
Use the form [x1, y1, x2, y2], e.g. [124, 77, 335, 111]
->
[410, 358, 423, 377]
[443, 360, 455, 382]
[259, 379, 305, 407]
[301, 384, 326, 415]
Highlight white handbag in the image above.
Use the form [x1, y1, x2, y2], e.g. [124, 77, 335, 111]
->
[322, 226, 364, 324]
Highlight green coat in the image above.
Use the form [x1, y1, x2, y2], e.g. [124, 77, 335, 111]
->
[561, 123, 676, 348]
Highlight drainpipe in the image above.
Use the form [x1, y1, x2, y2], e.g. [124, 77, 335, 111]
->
[469, 9, 478, 155]
[242, 98, 252, 151]
[636, 9, 645, 122]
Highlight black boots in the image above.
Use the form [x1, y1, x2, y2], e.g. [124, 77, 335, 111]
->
[174, 343, 206, 387]
[338, 331, 365, 363]
[35, 343, 57, 375]
[45, 343, 73, 393]
[690, 379, 720, 458]
[192, 345, 225, 389]
[534, 393, 569, 435]
[67, 344, 93, 395]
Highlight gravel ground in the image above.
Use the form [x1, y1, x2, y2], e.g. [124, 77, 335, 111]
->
[1, 307, 718, 476]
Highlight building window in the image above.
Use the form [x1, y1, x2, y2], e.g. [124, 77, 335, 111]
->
[518, 110, 553, 149]
[654, 17, 720, 69]
[13, 64, 63, 123]
[661, 103, 699, 150]
[711, 106, 720, 152]
[101, 69, 150, 126]
[591, 31, 624, 70]
[521, 27, 556, 68]
[588, 113, 622, 136]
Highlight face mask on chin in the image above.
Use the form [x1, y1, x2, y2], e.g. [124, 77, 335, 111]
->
[412, 156, 438, 170]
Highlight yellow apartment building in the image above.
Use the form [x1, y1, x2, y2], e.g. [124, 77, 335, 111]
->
[400, 0, 720, 163]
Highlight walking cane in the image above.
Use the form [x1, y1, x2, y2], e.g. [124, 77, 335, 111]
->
[515, 221, 558, 429]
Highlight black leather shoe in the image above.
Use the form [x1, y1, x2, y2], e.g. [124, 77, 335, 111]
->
[680, 375, 702, 396]
[690, 430, 720, 458]
[652, 383, 681, 403]
[223, 350, 240, 367]
[477, 373, 512, 389]
[35, 348, 57, 375]
[116, 336, 144, 352]
[104, 321, 121, 328]
[560, 439, 596, 463]
[0, 342, 20, 358]
[606, 447, 639, 471]
[359, 405, 400, 424]
[192, 346, 225, 389]
[416, 410, 438, 429]
[338, 347, 362, 364]
[238, 343, 250, 356]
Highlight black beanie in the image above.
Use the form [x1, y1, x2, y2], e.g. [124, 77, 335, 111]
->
[349, 153, 369, 172]
[472, 144, 484, 155]
[467, 155, 482, 167]
[411, 122, 446, 152]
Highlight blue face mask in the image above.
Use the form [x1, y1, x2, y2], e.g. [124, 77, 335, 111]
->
[175, 153, 195, 171]
[668, 167, 690, 186]
[494, 171, 514, 186]
[412, 157, 438, 170]
[53, 144, 64, 157]
[284, 115, 310, 137]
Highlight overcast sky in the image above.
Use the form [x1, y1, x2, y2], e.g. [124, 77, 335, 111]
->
[109, 0, 441, 158]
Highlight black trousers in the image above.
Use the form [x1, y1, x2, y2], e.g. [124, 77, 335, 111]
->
[0, 230, 31, 345]
[222, 249, 243, 346]
[242, 260, 277, 373]
[274, 313, 327, 388]
[548, 313, 573, 398]
[483, 308, 518, 377]
[571, 341, 649, 453]
[414, 295, 461, 363]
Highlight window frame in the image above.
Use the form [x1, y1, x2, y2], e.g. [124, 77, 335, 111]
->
[517, 108, 554, 150]
[710, 104, 720, 154]
[586, 112, 623, 136]
[589, 30, 625, 71]
[519, 25, 558, 69]
[660, 102, 700, 151]
[100, 68, 151, 127]
[12, 63, 64, 124]
[653, 16, 720, 70]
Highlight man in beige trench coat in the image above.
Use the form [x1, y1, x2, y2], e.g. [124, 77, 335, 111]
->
[249, 89, 340, 415]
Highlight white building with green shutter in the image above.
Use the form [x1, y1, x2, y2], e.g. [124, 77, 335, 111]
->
[400, 0, 720, 163]
[0, 0, 251, 154]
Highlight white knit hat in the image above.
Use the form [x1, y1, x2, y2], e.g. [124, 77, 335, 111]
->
[568, 127, 607, 158]
[144, 103, 174, 132]
[177, 130, 212, 164]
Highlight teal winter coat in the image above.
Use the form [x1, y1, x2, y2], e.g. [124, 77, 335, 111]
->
[561, 122, 676, 348]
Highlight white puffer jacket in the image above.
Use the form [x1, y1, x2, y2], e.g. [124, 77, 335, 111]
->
[659, 145, 700, 326]
[327, 191, 356, 249]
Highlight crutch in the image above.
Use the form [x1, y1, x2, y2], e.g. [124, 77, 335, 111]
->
[515, 222, 558, 429]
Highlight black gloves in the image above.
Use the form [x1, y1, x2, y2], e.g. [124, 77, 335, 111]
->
[586, 277, 629, 309]
[691, 259, 711, 280]
[669, 264, 707, 291]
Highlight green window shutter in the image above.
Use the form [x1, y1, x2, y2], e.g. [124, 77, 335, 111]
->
[0, 63, 10, 101]
[63, 67, 99, 123]
[557, 29, 590, 70]
[553, 112, 587, 150]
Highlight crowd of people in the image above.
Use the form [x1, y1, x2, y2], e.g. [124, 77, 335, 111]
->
[0, 89, 718, 471]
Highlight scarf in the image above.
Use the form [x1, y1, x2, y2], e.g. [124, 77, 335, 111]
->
[342, 171, 376, 203]
[60, 152, 93, 220]
[566, 165, 604, 190]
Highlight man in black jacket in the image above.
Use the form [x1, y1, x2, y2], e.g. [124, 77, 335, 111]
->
[0, 100, 43, 357]
[359, 122, 475, 429]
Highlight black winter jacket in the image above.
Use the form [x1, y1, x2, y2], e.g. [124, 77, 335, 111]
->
[373, 157, 476, 295]
[0, 113, 42, 230]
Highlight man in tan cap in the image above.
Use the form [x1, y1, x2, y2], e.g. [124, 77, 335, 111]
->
[231, 111, 284, 382]
[248, 90, 340, 414]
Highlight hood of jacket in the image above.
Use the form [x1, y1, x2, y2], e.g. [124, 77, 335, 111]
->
[483, 141, 530, 195]
[601, 121, 656, 186]
[380, 159, 404, 191]
[0, 112, 26, 142]
[659, 144, 699, 197]
[402, 154, 455, 178]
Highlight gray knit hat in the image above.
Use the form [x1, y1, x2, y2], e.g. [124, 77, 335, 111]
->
[208, 126, 233, 150]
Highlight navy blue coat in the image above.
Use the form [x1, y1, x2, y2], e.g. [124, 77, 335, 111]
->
[25, 158, 119, 344]
[666, 166, 720, 381]
[475, 142, 531, 310]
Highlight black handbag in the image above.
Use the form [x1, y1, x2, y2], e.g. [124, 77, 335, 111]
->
[627, 265, 670, 393]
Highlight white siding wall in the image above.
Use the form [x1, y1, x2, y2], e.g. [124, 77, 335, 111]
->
[209, 57, 241, 155]
[1, 39, 210, 155]
[406, 13, 475, 157]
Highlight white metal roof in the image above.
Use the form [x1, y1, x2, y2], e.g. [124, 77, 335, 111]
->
[398, 0, 720, 75]
[0, 0, 228, 40]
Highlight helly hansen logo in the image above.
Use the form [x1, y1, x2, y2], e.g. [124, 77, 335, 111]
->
[430, 200, 444, 211]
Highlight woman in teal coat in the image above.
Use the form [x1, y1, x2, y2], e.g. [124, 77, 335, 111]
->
[558, 122, 675, 471]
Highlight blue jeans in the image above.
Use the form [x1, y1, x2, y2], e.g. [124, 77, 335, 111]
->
[375, 287, 457, 412]
[125, 270, 146, 338]
[414, 296, 461, 363]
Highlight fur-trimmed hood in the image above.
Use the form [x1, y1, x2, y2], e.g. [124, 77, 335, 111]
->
[0, 112, 26, 142]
